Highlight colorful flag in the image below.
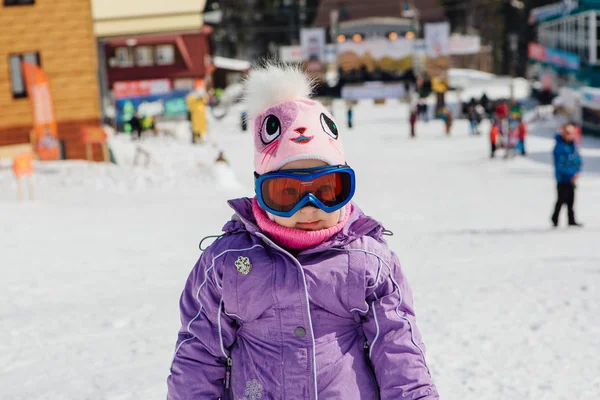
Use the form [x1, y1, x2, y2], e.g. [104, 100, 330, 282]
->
[21, 61, 60, 160]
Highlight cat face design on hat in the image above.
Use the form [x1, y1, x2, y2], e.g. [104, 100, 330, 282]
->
[245, 63, 346, 175]
[253, 99, 344, 174]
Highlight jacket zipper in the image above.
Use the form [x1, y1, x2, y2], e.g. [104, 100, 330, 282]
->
[225, 356, 232, 390]
[364, 340, 381, 396]
[255, 232, 319, 400]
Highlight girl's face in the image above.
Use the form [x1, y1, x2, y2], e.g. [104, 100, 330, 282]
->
[272, 159, 341, 231]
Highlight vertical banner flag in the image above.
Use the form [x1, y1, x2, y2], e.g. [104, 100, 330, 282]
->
[424, 22, 451, 94]
[300, 27, 326, 74]
[21, 61, 60, 160]
[425, 22, 450, 58]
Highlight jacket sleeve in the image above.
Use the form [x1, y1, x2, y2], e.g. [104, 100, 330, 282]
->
[167, 250, 237, 399]
[554, 144, 568, 181]
[362, 251, 439, 399]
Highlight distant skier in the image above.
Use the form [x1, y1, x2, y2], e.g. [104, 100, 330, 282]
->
[516, 116, 527, 156]
[480, 93, 490, 117]
[467, 106, 480, 136]
[409, 106, 418, 138]
[347, 104, 354, 129]
[489, 119, 501, 158]
[129, 112, 143, 140]
[441, 107, 453, 135]
[417, 99, 429, 122]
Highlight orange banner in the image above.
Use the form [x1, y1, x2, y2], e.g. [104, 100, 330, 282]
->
[21, 61, 60, 161]
[81, 126, 107, 145]
[13, 152, 34, 178]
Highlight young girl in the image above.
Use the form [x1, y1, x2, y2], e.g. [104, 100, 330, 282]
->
[167, 64, 438, 400]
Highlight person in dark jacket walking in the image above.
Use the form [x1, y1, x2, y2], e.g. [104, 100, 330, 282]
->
[417, 99, 429, 122]
[480, 93, 490, 117]
[410, 106, 418, 138]
[129, 112, 143, 140]
[551, 124, 582, 227]
[467, 106, 480, 136]
[347, 103, 354, 129]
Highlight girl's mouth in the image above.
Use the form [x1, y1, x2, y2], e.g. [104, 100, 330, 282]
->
[296, 220, 321, 229]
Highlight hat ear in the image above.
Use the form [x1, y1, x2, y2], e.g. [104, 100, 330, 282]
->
[244, 62, 314, 119]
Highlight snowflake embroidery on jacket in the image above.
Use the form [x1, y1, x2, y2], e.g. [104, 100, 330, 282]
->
[235, 256, 253, 275]
[240, 378, 263, 400]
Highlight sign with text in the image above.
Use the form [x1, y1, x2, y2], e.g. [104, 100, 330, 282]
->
[279, 45, 304, 63]
[529, 0, 578, 24]
[113, 79, 172, 99]
[528, 42, 580, 71]
[341, 82, 407, 100]
[449, 35, 481, 55]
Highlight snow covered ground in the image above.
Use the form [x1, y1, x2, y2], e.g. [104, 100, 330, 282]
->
[1, 100, 599, 400]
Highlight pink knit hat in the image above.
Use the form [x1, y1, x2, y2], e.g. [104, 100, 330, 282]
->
[244, 64, 345, 175]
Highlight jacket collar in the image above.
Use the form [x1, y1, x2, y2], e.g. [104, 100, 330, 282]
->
[225, 197, 385, 251]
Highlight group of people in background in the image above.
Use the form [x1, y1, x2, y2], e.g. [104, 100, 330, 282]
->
[488, 100, 528, 159]
[409, 100, 453, 138]
[408, 93, 522, 142]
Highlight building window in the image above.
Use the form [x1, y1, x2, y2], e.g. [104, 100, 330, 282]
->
[8, 52, 40, 99]
[115, 47, 134, 67]
[4, 0, 35, 5]
[156, 44, 175, 65]
[135, 46, 154, 67]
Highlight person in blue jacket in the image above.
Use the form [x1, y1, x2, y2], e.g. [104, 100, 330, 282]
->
[551, 123, 582, 227]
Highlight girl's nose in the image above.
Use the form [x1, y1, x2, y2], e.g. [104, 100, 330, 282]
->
[299, 204, 318, 215]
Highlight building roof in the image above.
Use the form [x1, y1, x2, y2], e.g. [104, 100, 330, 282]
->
[92, 0, 206, 21]
[313, 0, 446, 27]
[91, 0, 207, 38]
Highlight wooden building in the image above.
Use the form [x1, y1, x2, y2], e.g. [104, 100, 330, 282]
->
[0, 0, 102, 160]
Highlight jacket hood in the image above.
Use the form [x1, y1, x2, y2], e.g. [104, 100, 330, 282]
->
[224, 197, 386, 250]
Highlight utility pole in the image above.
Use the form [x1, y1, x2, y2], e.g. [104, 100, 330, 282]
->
[299, 0, 307, 29]
[466, 0, 475, 34]
[502, 0, 511, 75]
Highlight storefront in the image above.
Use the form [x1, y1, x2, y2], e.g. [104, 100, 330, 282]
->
[530, 2, 600, 87]
[100, 29, 214, 130]
[91, 0, 211, 125]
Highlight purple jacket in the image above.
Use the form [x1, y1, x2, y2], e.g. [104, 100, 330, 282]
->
[167, 197, 438, 399]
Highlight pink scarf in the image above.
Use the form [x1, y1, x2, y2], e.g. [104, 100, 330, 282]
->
[252, 197, 351, 250]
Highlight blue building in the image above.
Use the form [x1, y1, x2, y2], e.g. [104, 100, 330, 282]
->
[529, 0, 600, 135]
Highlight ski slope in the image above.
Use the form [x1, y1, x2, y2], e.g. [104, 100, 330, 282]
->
[1, 100, 599, 400]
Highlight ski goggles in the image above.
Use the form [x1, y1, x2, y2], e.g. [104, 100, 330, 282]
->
[254, 165, 356, 218]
